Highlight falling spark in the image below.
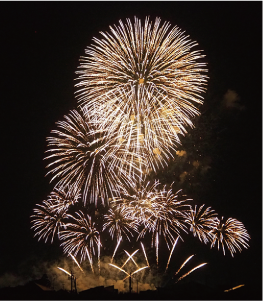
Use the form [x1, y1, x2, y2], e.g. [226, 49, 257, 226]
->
[140, 242, 150, 267]
[86, 247, 94, 274]
[176, 262, 207, 283]
[69, 253, 83, 272]
[98, 235, 101, 274]
[57, 267, 71, 277]
[166, 236, 179, 271]
[111, 237, 122, 263]
[156, 233, 159, 266]
[175, 255, 195, 276]
[224, 284, 245, 292]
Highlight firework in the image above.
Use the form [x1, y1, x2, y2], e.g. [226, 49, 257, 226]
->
[31, 198, 69, 243]
[121, 250, 139, 269]
[86, 94, 179, 174]
[57, 267, 71, 277]
[111, 237, 122, 263]
[174, 254, 207, 283]
[31, 15, 252, 289]
[209, 216, 250, 257]
[59, 211, 100, 263]
[166, 236, 179, 271]
[176, 262, 207, 283]
[103, 202, 140, 263]
[119, 180, 190, 264]
[109, 263, 130, 277]
[45, 109, 139, 206]
[69, 253, 83, 272]
[122, 266, 149, 281]
[133, 181, 188, 241]
[47, 185, 81, 213]
[140, 242, 150, 267]
[102, 202, 139, 242]
[123, 180, 190, 233]
[143, 186, 190, 250]
[224, 284, 245, 292]
[109, 249, 148, 282]
[184, 204, 218, 244]
[75, 17, 208, 171]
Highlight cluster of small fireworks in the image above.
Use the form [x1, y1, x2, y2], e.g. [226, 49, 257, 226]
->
[31, 16, 250, 288]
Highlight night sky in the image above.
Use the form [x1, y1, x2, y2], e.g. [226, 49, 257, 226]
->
[0, 1, 262, 297]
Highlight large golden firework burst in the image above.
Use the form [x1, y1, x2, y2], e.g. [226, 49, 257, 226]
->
[75, 17, 208, 171]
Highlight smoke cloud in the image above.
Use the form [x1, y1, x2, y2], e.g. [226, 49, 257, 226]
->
[222, 89, 245, 110]
[0, 252, 158, 293]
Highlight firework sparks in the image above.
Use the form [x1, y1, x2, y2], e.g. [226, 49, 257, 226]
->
[140, 242, 150, 267]
[45, 109, 139, 206]
[86, 247, 94, 273]
[166, 236, 179, 271]
[120, 180, 190, 263]
[121, 249, 139, 269]
[174, 254, 195, 276]
[145, 186, 190, 264]
[47, 185, 81, 213]
[173, 254, 207, 283]
[122, 266, 149, 281]
[176, 262, 207, 283]
[59, 211, 100, 263]
[69, 253, 83, 272]
[30, 15, 252, 291]
[184, 204, 218, 244]
[57, 267, 71, 277]
[111, 237, 122, 263]
[102, 201, 139, 262]
[209, 216, 250, 257]
[224, 284, 245, 292]
[103, 203, 139, 242]
[109, 263, 129, 277]
[31, 198, 69, 243]
[75, 17, 208, 172]
[109, 249, 148, 282]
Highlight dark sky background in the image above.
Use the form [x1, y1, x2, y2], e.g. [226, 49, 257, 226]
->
[0, 1, 262, 297]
